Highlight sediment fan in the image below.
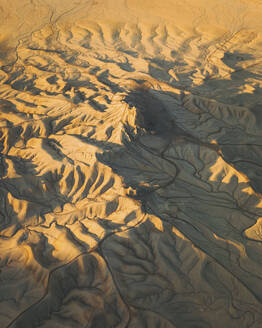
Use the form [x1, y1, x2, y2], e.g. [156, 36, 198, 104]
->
[1, 0, 262, 327]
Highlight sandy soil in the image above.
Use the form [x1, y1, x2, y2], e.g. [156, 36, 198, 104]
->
[1, 0, 262, 327]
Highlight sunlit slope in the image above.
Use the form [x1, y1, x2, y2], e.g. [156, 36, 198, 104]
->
[1, 1, 262, 327]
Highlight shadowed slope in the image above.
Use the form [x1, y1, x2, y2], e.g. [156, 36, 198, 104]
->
[1, 3, 262, 327]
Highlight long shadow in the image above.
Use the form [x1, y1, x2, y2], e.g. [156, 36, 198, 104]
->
[98, 83, 262, 202]
[1, 49, 262, 327]
[95, 85, 262, 324]
[143, 51, 262, 194]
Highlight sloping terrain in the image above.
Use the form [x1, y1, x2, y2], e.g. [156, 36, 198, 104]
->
[1, 1, 262, 327]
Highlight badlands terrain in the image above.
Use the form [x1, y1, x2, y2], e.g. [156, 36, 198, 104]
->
[1, 0, 262, 327]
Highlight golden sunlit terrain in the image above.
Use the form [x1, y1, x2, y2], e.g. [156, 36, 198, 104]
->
[1, 0, 262, 327]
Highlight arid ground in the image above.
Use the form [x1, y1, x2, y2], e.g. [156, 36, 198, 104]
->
[1, 1, 262, 327]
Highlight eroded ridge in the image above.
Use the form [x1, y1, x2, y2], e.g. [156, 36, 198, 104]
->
[0, 15, 262, 328]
